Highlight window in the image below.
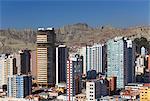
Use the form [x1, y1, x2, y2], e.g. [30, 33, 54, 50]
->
[90, 84, 93, 86]
[90, 95, 93, 97]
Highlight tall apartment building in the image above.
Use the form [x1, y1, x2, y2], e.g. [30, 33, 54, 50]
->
[135, 55, 145, 75]
[30, 50, 37, 80]
[107, 37, 135, 89]
[148, 54, 150, 71]
[80, 44, 106, 75]
[86, 79, 108, 101]
[13, 53, 21, 74]
[0, 54, 17, 88]
[67, 54, 83, 101]
[7, 75, 32, 98]
[79, 47, 87, 75]
[56, 45, 68, 86]
[14, 50, 31, 75]
[36, 28, 56, 86]
[19, 49, 31, 75]
[126, 40, 136, 83]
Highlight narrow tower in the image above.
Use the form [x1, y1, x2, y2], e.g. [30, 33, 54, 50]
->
[36, 27, 56, 86]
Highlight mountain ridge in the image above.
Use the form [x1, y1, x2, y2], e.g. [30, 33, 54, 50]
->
[0, 23, 150, 53]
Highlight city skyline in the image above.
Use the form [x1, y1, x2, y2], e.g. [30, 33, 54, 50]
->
[0, 29, 150, 100]
[1, 0, 150, 29]
[0, 0, 150, 100]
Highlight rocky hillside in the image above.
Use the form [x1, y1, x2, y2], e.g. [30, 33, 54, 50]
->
[0, 29, 36, 53]
[0, 23, 150, 53]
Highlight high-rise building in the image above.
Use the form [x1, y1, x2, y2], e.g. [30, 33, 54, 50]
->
[126, 40, 136, 83]
[148, 54, 150, 71]
[13, 53, 21, 74]
[56, 45, 68, 86]
[79, 47, 87, 75]
[86, 79, 108, 101]
[7, 75, 32, 98]
[30, 50, 37, 80]
[107, 37, 135, 89]
[36, 28, 56, 86]
[14, 50, 31, 75]
[67, 54, 83, 101]
[135, 55, 145, 75]
[0, 54, 17, 88]
[80, 44, 106, 75]
[19, 49, 31, 75]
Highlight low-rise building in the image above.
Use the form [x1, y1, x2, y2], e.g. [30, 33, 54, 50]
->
[86, 79, 108, 101]
[107, 76, 117, 95]
[0, 98, 35, 101]
[75, 93, 86, 101]
[140, 85, 150, 101]
[125, 83, 144, 91]
[99, 95, 125, 101]
[120, 90, 140, 100]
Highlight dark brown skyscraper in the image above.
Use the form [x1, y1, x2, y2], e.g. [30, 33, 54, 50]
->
[36, 28, 56, 86]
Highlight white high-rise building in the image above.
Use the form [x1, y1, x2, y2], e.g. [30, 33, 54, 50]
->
[0, 54, 17, 88]
[80, 44, 106, 75]
[135, 55, 145, 75]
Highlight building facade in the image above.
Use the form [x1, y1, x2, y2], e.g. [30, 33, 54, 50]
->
[0, 54, 17, 88]
[141, 46, 146, 56]
[126, 40, 135, 83]
[75, 93, 86, 101]
[107, 76, 117, 95]
[86, 79, 108, 101]
[36, 28, 56, 86]
[107, 37, 135, 89]
[135, 55, 145, 75]
[7, 75, 32, 98]
[19, 49, 31, 75]
[148, 54, 150, 71]
[67, 54, 83, 101]
[80, 44, 106, 75]
[56, 45, 68, 86]
[30, 50, 37, 80]
[140, 86, 150, 101]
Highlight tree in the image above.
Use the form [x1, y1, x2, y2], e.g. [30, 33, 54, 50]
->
[134, 37, 150, 54]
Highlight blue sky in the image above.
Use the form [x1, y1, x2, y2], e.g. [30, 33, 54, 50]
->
[0, 0, 150, 29]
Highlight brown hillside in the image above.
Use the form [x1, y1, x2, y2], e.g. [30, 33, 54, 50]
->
[0, 23, 150, 53]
